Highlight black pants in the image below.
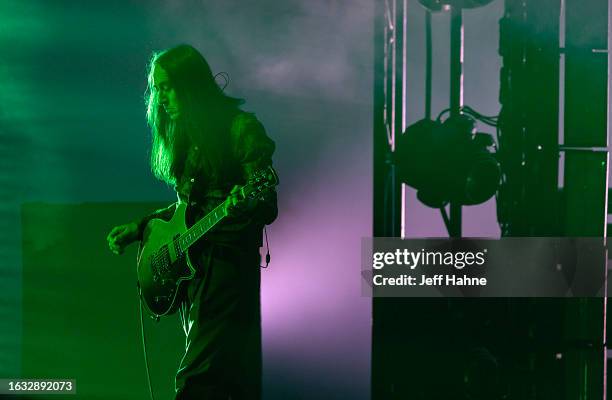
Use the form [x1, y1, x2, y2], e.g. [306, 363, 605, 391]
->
[175, 244, 262, 400]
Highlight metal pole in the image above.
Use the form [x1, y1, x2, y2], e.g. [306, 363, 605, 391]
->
[449, 5, 463, 237]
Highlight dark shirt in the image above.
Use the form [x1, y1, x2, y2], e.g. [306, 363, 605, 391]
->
[137, 111, 277, 242]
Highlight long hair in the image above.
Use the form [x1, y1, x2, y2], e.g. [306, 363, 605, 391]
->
[145, 44, 244, 187]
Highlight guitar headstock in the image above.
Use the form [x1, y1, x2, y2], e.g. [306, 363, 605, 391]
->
[244, 166, 279, 200]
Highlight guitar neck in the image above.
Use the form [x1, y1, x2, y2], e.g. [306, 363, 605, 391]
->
[175, 166, 278, 254]
[177, 201, 228, 252]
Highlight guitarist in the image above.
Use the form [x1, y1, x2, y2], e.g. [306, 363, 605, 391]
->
[106, 44, 277, 400]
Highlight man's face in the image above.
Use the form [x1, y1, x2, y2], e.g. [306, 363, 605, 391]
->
[152, 65, 181, 120]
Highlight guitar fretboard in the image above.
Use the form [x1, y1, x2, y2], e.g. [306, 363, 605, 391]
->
[177, 201, 227, 252]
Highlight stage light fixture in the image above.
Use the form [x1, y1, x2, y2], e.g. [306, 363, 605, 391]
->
[418, 0, 495, 12]
[394, 115, 501, 208]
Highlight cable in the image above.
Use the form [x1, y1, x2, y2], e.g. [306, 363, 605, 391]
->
[261, 227, 271, 268]
[436, 105, 499, 127]
[138, 283, 156, 400]
[436, 108, 450, 122]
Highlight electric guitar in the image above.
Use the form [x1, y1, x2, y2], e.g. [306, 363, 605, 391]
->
[136, 166, 279, 317]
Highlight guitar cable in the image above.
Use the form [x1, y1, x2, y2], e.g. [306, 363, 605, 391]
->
[137, 283, 157, 400]
[261, 227, 271, 268]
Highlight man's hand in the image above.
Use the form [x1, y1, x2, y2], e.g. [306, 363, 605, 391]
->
[107, 222, 139, 255]
[224, 185, 255, 218]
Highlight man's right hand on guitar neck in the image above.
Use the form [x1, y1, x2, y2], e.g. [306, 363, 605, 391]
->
[106, 222, 139, 255]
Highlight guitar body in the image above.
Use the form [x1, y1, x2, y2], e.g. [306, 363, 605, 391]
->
[135, 166, 279, 319]
[137, 202, 195, 317]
